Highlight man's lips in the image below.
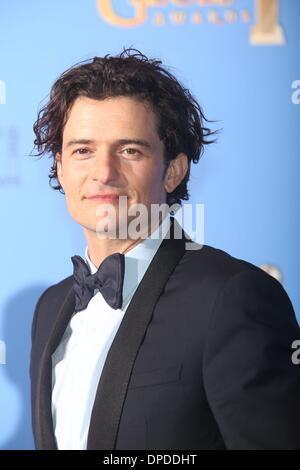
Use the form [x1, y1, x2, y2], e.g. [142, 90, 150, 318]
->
[85, 194, 125, 202]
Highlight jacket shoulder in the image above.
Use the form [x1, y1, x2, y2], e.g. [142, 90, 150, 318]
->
[31, 275, 73, 343]
[34, 275, 74, 313]
[181, 242, 264, 282]
[181, 242, 296, 325]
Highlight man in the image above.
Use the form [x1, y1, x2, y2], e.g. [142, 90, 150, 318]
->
[30, 48, 300, 450]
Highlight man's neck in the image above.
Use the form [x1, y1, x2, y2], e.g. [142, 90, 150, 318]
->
[84, 214, 168, 268]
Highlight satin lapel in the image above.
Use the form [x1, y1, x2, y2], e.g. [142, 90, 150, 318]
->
[87, 218, 189, 450]
[34, 285, 75, 450]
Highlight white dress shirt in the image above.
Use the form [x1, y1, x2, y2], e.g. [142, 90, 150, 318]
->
[51, 215, 171, 450]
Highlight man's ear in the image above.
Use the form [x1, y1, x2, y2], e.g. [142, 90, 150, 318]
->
[163, 153, 188, 194]
[56, 152, 64, 189]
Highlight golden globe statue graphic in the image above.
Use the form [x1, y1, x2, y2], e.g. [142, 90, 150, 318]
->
[251, 0, 285, 45]
[97, 0, 286, 46]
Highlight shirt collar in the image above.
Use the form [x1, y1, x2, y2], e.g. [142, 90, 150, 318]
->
[84, 214, 171, 309]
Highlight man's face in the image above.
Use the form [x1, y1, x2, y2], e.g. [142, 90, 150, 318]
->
[56, 96, 183, 238]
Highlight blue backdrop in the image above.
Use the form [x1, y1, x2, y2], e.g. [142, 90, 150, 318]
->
[0, 0, 299, 449]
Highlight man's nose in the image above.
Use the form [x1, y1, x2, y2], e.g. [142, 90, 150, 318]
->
[90, 151, 120, 184]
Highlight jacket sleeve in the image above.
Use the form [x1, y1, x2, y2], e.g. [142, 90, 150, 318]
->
[203, 267, 300, 450]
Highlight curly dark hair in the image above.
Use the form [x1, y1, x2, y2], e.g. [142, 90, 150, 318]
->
[33, 47, 217, 207]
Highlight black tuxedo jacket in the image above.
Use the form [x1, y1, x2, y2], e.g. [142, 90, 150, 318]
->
[30, 218, 300, 450]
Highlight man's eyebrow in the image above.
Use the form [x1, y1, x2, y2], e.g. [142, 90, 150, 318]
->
[65, 139, 95, 148]
[65, 138, 152, 149]
[114, 139, 152, 149]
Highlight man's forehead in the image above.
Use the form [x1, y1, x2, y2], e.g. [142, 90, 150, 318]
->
[62, 96, 160, 141]
[67, 95, 154, 116]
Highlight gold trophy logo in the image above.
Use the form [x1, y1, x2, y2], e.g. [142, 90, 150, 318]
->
[97, 0, 149, 27]
[251, 0, 285, 45]
[97, 0, 286, 46]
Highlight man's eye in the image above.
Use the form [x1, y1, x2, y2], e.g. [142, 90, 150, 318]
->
[73, 148, 91, 155]
[122, 148, 141, 157]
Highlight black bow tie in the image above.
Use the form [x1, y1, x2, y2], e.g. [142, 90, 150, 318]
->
[71, 252, 125, 312]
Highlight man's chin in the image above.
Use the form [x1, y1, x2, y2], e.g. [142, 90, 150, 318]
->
[80, 220, 126, 240]
[80, 213, 157, 241]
